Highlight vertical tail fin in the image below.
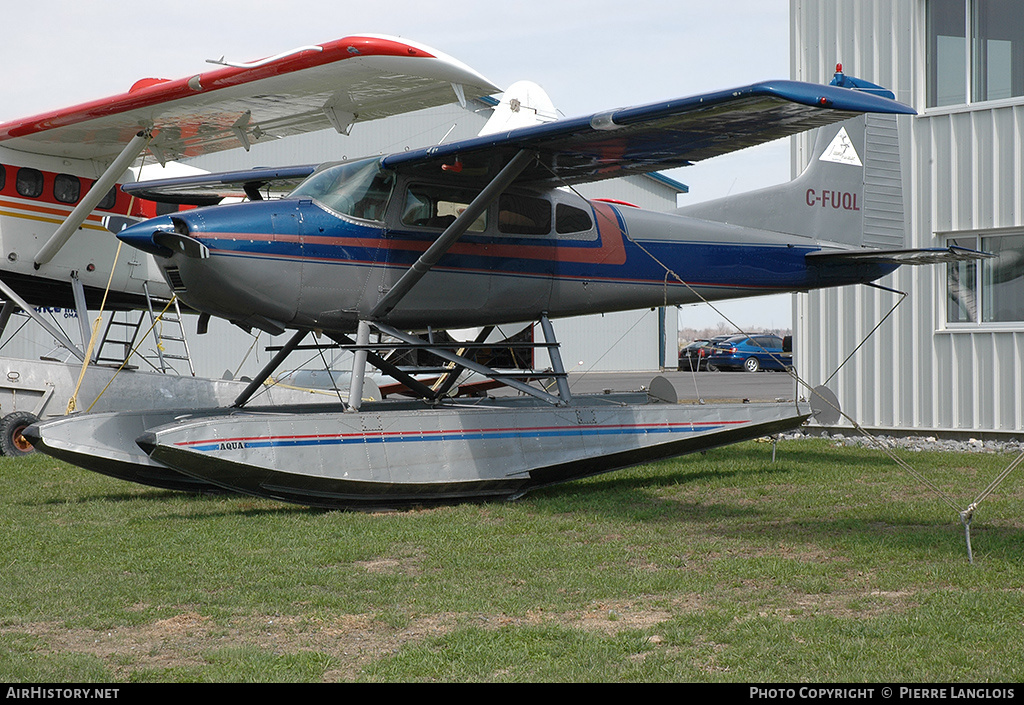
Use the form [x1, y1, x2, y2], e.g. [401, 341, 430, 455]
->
[675, 113, 906, 250]
[478, 80, 559, 136]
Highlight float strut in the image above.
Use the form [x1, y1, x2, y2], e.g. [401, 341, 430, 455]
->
[231, 329, 307, 408]
[346, 321, 371, 412]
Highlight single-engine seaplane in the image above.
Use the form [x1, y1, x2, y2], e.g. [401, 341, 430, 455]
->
[17, 37, 987, 508]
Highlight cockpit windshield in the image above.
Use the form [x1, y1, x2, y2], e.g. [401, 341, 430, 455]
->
[288, 158, 394, 221]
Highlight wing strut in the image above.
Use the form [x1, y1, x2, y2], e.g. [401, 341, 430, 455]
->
[34, 130, 152, 269]
[369, 148, 537, 320]
[0, 276, 86, 362]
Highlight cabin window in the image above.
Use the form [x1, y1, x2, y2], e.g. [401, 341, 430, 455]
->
[97, 186, 117, 210]
[53, 174, 81, 204]
[16, 168, 44, 198]
[498, 194, 551, 235]
[401, 184, 487, 232]
[289, 158, 394, 222]
[555, 203, 593, 234]
[946, 232, 1024, 323]
[0, 165, 6, 191]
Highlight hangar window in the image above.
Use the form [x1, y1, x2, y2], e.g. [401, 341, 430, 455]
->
[946, 232, 1024, 323]
[54, 174, 81, 204]
[16, 168, 44, 198]
[927, 0, 1024, 107]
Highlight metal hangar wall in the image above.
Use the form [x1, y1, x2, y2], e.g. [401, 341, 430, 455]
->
[791, 0, 1024, 435]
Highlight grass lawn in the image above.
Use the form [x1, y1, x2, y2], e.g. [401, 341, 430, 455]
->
[1, 437, 1021, 682]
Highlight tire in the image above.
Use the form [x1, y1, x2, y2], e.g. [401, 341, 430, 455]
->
[0, 411, 40, 457]
[743, 357, 761, 373]
[706, 363, 719, 372]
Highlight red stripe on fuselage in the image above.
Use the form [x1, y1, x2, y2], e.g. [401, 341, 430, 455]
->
[203, 200, 628, 267]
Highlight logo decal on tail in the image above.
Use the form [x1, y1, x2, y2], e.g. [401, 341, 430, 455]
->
[819, 127, 862, 166]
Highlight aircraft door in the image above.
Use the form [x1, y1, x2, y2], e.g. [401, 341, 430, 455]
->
[264, 210, 303, 325]
[490, 192, 556, 316]
[389, 182, 493, 323]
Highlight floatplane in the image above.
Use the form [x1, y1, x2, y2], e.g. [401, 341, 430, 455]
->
[13, 39, 986, 507]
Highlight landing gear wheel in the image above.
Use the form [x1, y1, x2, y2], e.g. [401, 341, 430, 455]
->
[744, 357, 761, 373]
[0, 411, 39, 457]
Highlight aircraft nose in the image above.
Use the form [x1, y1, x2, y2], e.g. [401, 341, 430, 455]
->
[118, 215, 209, 259]
[117, 215, 177, 257]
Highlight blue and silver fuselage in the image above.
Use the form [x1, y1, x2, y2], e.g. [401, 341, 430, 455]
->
[117, 164, 896, 334]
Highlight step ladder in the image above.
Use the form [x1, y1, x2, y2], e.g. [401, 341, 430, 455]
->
[95, 286, 195, 375]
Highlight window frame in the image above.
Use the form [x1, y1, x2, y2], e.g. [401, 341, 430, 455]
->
[555, 202, 594, 235]
[53, 173, 81, 204]
[497, 192, 552, 236]
[15, 168, 44, 199]
[925, 0, 1024, 111]
[399, 182, 489, 233]
[943, 228, 1024, 327]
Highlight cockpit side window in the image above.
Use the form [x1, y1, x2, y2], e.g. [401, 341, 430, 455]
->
[401, 184, 487, 232]
[289, 159, 394, 222]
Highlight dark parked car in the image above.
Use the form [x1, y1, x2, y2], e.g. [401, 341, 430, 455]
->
[706, 334, 793, 372]
[677, 335, 732, 371]
[677, 339, 710, 370]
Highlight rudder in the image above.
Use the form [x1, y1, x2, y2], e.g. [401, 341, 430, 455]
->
[675, 113, 906, 251]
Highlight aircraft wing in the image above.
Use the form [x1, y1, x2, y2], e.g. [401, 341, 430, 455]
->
[121, 77, 917, 205]
[0, 34, 499, 164]
[381, 79, 917, 187]
[123, 165, 318, 205]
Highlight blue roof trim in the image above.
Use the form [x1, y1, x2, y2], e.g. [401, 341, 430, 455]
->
[644, 172, 688, 193]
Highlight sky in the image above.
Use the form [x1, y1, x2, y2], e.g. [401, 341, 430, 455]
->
[1, 0, 796, 331]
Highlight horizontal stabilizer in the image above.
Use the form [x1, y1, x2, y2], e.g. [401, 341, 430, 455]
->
[807, 246, 994, 266]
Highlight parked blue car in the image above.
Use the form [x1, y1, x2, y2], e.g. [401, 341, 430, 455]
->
[706, 334, 792, 372]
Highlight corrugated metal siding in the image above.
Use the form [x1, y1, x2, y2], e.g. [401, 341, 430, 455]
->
[792, 0, 1024, 434]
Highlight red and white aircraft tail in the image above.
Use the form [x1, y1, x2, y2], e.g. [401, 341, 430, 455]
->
[478, 80, 558, 136]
